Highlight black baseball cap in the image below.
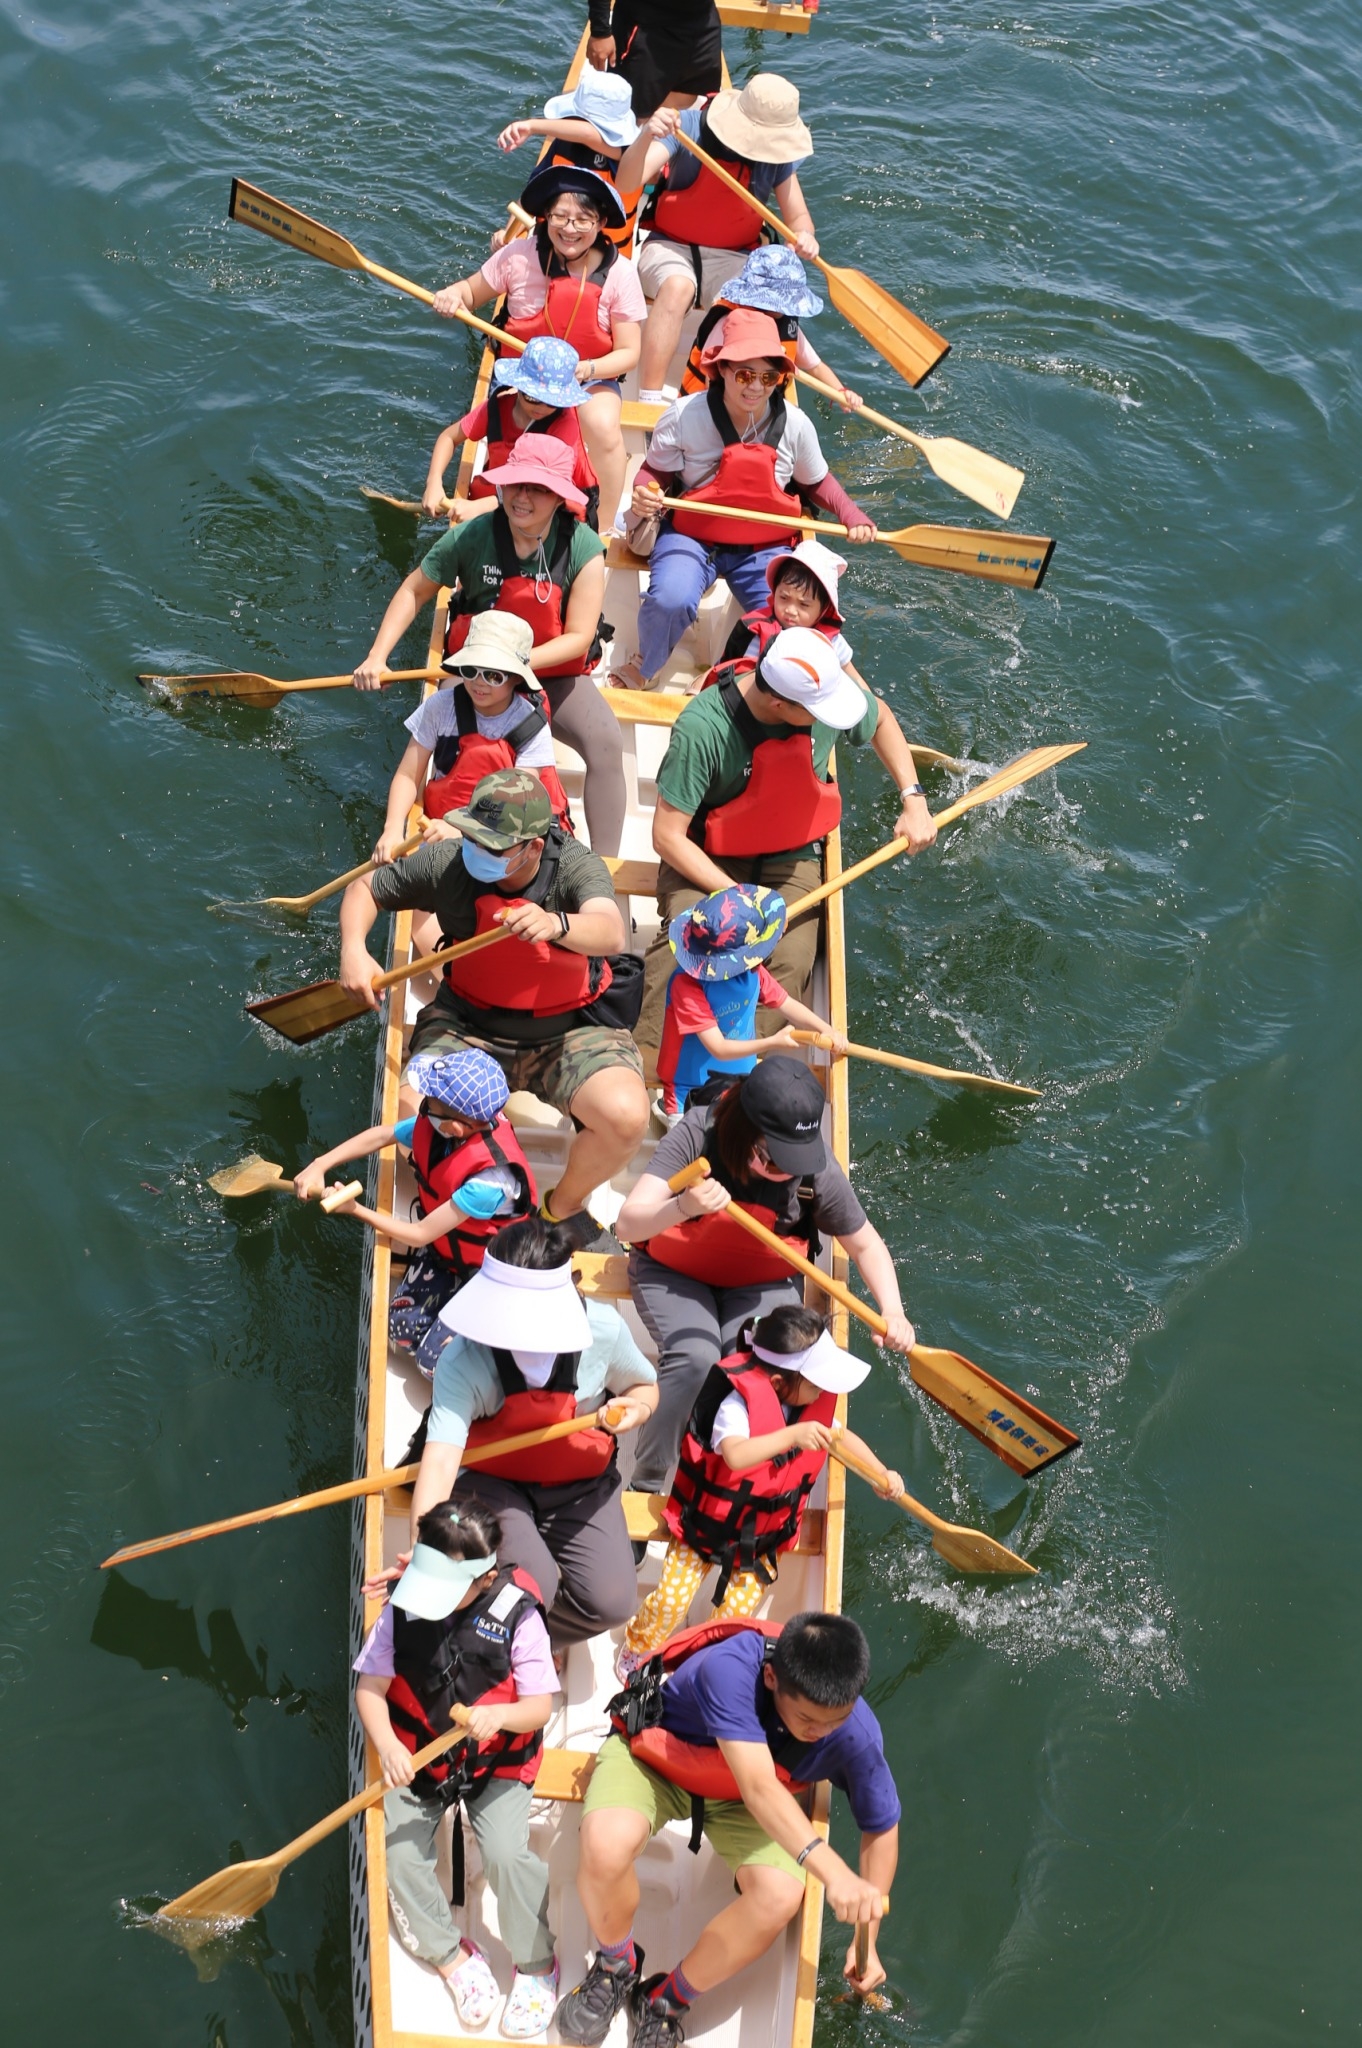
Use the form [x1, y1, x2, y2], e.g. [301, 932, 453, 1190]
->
[738, 1056, 828, 1173]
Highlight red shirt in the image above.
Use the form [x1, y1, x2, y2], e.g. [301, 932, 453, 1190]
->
[660, 964, 788, 1112]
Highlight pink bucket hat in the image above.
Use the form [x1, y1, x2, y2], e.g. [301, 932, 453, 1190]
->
[700, 305, 789, 370]
[480, 428, 588, 514]
[766, 538, 847, 624]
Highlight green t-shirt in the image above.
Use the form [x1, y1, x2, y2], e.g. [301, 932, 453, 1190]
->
[420, 506, 605, 610]
[657, 676, 879, 860]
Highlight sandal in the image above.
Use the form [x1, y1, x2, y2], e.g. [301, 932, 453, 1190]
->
[502, 1960, 560, 2039]
[444, 1940, 500, 2031]
[611, 658, 657, 692]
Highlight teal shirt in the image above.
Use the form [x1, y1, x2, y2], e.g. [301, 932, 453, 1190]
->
[426, 1299, 655, 1448]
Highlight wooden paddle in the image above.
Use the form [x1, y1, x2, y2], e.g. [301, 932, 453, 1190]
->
[786, 743, 1088, 921]
[208, 1156, 365, 1206]
[229, 178, 536, 356]
[101, 1406, 625, 1570]
[836, 1924, 891, 2010]
[246, 922, 513, 1046]
[670, 132, 948, 388]
[158, 1708, 474, 1923]
[795, 368, 1025, 520]
[788, 1030, 1041, 1102]
[137, 664, 439, 709]
[258, 828, 431, 916]
[662, 1159, 1078, 1475]
[649, 495, 1053, 591]
[829, 1424, 1034, 1576]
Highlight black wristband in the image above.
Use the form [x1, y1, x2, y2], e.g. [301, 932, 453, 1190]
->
[795, 1837, 823, 1868]
[558, 909, 571, 938]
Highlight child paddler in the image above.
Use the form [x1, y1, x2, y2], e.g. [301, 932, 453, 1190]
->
[296, 1047, 536, 1358]
[433, 163, 645, 535]
[585, 0, 723, 121]
[355, 429, 626, 857]
[612, 310, 875, 694]
[354, 1498, 562, 2036]
[554, 1611, 898, 2045]
[655, 884, 847, 1124]
[372, 612, 572, 865]
[617, 1058, 916, 1498]
[422, 335, 599, 528]
[496, 70, 642, 255]
[338, 769, 649, 1226]
[616, 77, 819, 402]
[617, 1305, 902, 1677]
[676, 245, 860, 409]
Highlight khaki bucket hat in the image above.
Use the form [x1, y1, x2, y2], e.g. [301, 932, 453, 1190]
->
[706, 74, 813, 164]
[442, 609, 540, 691]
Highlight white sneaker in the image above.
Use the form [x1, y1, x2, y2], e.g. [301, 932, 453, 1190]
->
[445, 1941, 500, 2031]
[502, 1960, 560, 2039]
[615, 1642, 647, 1686]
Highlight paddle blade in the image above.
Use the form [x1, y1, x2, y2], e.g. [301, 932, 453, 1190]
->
[137, 670, 286, 707]
[909, 1346, 1080, 1476]
[882, 524, 1054, 589]
[823, 262, 949, 387]
[246, 978, 372, 1045]
[158, 1855, 280, 1926]
[361, 486, 428, 515]
[920, 438, 1025, 520]
[229, 178, 367, 274]
[935, 742, 1086, 829]
[930, 1524, 1037, 1576]
[208, 1154, 288, 1198]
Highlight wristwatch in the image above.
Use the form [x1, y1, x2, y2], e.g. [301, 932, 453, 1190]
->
[557, 909, 571, 938]
[900, 782, 926, 801]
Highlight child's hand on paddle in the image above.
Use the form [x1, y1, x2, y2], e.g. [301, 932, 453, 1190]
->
[421, 484, 451, 518]
[788, 1419, 834, 1453]
[875, 1468, 904, 1502]
[460, 1702, 507, 1743]
[377, 1738, 416, 1790]
[292, 1162, 326, 1202]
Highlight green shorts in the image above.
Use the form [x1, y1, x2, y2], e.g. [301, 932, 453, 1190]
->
[406, 1010, 645, 1117]
[583, 1737, 805, 1882]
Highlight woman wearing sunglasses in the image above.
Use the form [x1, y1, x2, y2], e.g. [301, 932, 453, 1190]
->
[614, 307, 877, 692]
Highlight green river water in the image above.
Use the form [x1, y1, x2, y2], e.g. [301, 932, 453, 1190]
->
[2, 0, 1359, 2039]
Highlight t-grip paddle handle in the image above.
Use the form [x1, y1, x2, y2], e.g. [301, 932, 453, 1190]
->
[319, 1179, 365, 1213]
[666, 1157, 716, 1197]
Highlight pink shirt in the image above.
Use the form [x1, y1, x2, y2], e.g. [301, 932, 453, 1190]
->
[478, 242, 647, 335]
[353, 1598, 557, 1696]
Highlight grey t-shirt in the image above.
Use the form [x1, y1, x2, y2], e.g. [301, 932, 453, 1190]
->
[645, 388, 829, 495]
[647, 1100, 866, 1240]
[369, 832, 616, 942]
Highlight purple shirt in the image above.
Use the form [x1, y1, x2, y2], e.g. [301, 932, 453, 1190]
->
[658, 1631, 901, 1834]
[353, 1599, 557, 1697]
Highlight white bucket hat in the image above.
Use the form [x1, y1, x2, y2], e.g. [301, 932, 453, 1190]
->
[752, 1328, 869, 1395]
[543, 70, 640, 151]
[437, 1246, 592, 1351]
[442, 609, 540, 691]
[766, 538, 847, 623]
[706, 74, 813, 165]
[758, 625, 867, 730]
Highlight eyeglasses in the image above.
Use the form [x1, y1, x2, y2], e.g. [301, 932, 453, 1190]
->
[457, 667, 511, 687]
[546, 211, 598, 231]
[729, 366, 785, 389]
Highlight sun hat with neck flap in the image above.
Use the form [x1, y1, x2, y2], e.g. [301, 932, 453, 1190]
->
[767, 538, 847, 624]
[480, 428, 589, 514]
[725, 245, 823, 321]
[438, 1241, 592, 1351]
[705, 74, 813, 165]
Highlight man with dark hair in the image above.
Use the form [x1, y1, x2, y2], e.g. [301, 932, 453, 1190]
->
[555, 1611, 898, 2047]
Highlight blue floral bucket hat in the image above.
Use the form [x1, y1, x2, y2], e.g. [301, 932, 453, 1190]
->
[404, 1048, 509, 1122]
[669, 885, 788, 981]
[726, 244, 823, 320]
[543, 69, 640, 151]
[491, 335, 587, 410]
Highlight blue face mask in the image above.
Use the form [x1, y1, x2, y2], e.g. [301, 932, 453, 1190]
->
[461, 838, 517, 883]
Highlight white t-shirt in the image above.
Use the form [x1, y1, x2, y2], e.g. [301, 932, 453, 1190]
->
[646, 387, 829, 495]
[711, 1386, 798, 1452]
[405, 687, 557, 772]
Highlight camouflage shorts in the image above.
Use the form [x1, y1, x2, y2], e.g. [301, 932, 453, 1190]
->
[406, 1007, 644, 1118]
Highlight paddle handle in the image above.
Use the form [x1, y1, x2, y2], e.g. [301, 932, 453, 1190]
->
[796, 368, 922, 450]
[278, 1709, 474, 1865]
[656, 494, 852, 543]
[663, 1159, 890, 1337]
[788, 1031, 1038, 1100]
[673, 132, 796, 250]
[361, 254, 529, 357]
[319, 1179, 365, 1213]
[370, 921, 512, 998]
[275, 824, 429, 912]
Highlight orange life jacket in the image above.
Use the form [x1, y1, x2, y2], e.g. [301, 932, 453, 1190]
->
[421, 681, 572, 831]
[669, 388, 804, 551]
[440, 825, 615, 1040]
[468, 388, 598, 512]
[687, 667, 842, 858]
[502, 234, 620, 359]
[409, 1113, 536, 1274]
[462, 1348, 617, 1483]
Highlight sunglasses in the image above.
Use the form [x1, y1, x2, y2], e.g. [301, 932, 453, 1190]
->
[729, 366, 786, 389]
[421, 1099, 494, 1130]
[453, 666, 512, 687]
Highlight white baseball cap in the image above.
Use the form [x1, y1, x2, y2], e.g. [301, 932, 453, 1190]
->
[757, 626, 867, 731]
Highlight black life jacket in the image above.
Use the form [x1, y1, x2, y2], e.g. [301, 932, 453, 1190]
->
[387, 1564, 546, 1806]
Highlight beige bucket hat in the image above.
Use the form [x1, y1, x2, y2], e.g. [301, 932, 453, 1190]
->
[706, 74, 813, 165]
[442, 608, 540, 691]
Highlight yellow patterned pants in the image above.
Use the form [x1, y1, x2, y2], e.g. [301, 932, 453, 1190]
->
[624, 1539, 767, 1656]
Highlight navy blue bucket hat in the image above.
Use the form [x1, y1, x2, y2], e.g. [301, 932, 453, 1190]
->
[520, 162, 627, 233]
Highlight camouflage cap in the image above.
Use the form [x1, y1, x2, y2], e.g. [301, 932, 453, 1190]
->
[447, 768, 554, 851]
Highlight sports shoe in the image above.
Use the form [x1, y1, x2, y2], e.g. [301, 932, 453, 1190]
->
[554, 1946, 645, 2046]
[614, 1642, 647, 1686]
[629, 1977, 688, 2048]
[445, 1941, 500, 2031]
[502, 1960, 559, 2039]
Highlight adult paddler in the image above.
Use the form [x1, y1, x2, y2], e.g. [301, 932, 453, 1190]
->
[616, 76, 818, 402]
[338, 769, 650, 1227]
[635, 623, 935, 1053]
[611, 309, 875, 693]
[616, 1057, 916, 1500]
[585, 0, 723, 122]
[354, 429, 627, 858]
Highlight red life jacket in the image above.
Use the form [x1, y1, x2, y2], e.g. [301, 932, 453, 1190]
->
[421, 680, 572, 832]
[647, 109, 766, 254]
[537, 138, 641, 252]
[681, 304, 800, 398]
[609, 1618, 815, 1811]
[503, 234, 620, 359]
[665, 1353, 837, 1595]
[386, 1565, 546, 1804]
[669, 388, 804, 551]
[468, 388, 598, 511]
[462, 1348, 617, 1483]
[441, 826, 614, 1039]
[686, 668, 842, 858]
[409, 1113, 537, 1274]
[640, 1115, 819, 1287]
[444, 507, 601, 682]
[740, 610, 842, 659]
